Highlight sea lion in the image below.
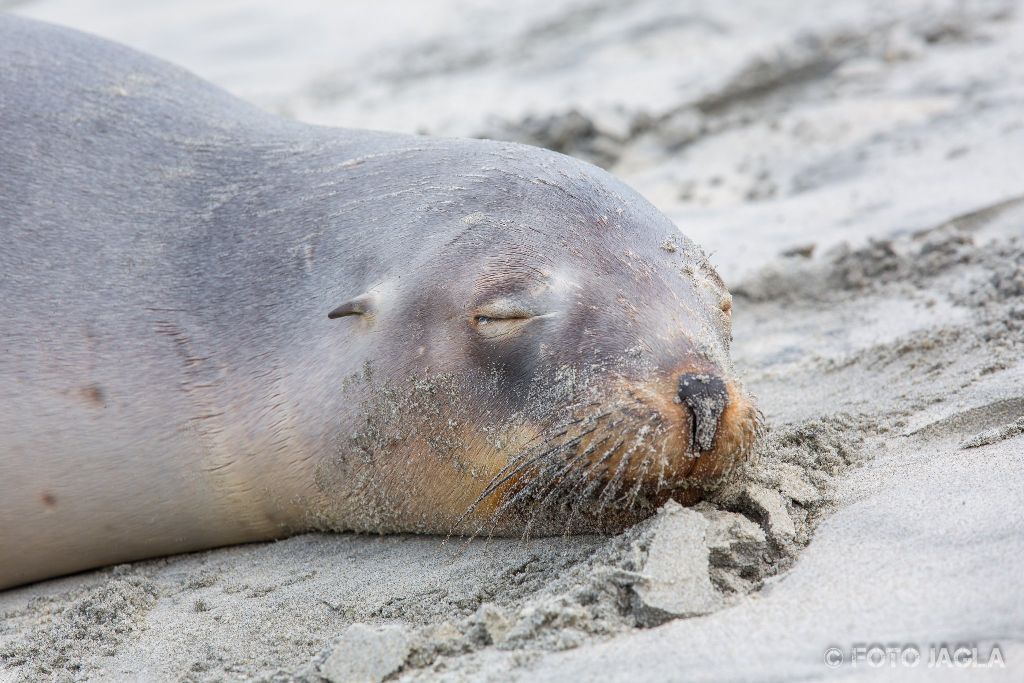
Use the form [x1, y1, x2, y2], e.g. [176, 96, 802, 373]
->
[0, 15, 760, 590]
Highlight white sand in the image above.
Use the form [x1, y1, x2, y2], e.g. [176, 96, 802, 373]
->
[1, 0, 1022, 680]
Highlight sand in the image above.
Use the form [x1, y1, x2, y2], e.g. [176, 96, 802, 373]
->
[1, 0, 1022, 680]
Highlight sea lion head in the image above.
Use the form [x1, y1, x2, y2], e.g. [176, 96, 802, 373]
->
[317, 141, 760, 535]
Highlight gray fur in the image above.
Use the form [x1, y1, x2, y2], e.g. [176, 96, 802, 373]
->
[0, 15, 741, 589]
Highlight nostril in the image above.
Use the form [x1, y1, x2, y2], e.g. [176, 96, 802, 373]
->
[677, 373, 729, 453]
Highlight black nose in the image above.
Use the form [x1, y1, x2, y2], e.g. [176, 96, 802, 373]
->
[677, 373, 729, 452]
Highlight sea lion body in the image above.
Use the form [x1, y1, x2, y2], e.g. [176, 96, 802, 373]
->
[0, 15, 758, 590]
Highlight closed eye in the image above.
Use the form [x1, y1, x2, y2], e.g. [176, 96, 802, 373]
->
[473, 300, 536, 321]
[475, 312, 532, 324]
[476, 314, 527, 324]
[470, 300, 545, 338]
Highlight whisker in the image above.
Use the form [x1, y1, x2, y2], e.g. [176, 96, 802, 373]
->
[454, 437, 573, 530]
[456, 404, 622, 533]
[468, 417, 612, 538]
[559, 434, 627, 532]
[530, 430, 618, 520]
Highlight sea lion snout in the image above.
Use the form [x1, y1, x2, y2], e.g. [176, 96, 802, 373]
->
[676, 373, 729, 453]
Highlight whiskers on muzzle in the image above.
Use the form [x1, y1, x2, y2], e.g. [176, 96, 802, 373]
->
[455, 388, 763, 539]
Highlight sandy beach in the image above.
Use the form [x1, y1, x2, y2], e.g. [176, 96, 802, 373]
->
[1, 0, 1022, 680]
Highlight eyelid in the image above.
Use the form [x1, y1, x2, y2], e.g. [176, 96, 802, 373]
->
[473, 299, 537, 320]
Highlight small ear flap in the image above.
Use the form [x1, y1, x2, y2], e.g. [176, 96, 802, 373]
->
[327, 297, 368, 319]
